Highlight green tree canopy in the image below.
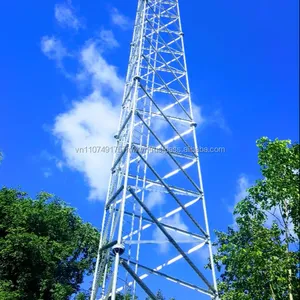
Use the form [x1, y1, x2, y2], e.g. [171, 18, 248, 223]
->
[0, 187, 99, 299]
[114, 289, 175, 300]
[212, 138, 300, 300]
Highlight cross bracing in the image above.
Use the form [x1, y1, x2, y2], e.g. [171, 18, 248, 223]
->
[90, 1, 219, 299]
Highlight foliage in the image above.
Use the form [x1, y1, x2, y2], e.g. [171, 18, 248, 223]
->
[0, 188, 99, 299]
[114, 292, 138, 300]
[146, 289, 175, 300]
[212, 138, 300, 300]
[114, 289, 174, 300]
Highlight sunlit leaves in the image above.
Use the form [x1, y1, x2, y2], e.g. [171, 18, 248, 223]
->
[212, 138, 300, 300]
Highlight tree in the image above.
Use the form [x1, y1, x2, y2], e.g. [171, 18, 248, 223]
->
[0, 187, 99, 299]
[146, 289, 175, 300]
[212, 138, 300, 299]
[114, 289, 175, 300]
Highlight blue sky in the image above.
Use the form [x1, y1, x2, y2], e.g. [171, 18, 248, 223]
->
[0, 0, 299, 298]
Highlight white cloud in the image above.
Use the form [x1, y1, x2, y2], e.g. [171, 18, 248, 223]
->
[40, 150, 65, 171]
[55, 2, 81, 30]
[110, 8, 132, 30]
[56, 161, 64, 171]
[100, 29, 119, 49]
[41, 36, 67, 66]
[210, 109, 231, 134]
[53, 91, 119, 200]
[233, 174, 250, 207]
[52, 42, 122, 201]
[43, 168, 52, 178]
[78, 42, 124, 95]
[145, 191, 165, 210]
[193, 104, 205, 126]
[228, 174, 251, 226]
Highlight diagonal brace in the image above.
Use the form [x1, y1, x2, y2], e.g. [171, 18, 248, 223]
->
[131, 144, 208, 237]
[120, 259, 157, 300]
[126, 259, 214, 297]
[128, 186, 216, 294]
[136, 110, 201, 193]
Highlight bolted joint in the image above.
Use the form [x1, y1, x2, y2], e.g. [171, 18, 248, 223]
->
[190, 121, 197, 128]
[114, 132, 119, 139]
[134, 75, 141, 82]
[130, 42, 135, 47]
[112, 243, 125, 256]
[180, 31, 184, 36]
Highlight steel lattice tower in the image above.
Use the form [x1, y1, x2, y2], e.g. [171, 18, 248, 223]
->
[91, 0, 218, 299]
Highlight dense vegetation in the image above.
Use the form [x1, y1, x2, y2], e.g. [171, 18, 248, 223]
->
[0, 188, 99, 299]
[211, 138, 300, 299]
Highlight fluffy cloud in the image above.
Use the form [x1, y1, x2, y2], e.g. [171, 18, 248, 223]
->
[99, 29, 119, 49]
[42, 4, 125, 201]
[43, 168, 53, 178]
[78, 42, 124, 95]
[51, 42, 123, 200]
[41, 36, 67, 66]
[228, 174, 251, 226]
[110, 8, 132, 30]
[232, 174, 250, 210]
[55, 2, 82, 30]
[53, 91, 119, 200]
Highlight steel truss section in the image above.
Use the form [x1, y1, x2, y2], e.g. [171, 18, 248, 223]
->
[91, 0, 219, 299]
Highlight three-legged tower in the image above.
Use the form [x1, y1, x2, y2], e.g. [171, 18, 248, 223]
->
[91, 1, 218, 299]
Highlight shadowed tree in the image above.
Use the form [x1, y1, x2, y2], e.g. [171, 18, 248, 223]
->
[0, 188, 99, 299]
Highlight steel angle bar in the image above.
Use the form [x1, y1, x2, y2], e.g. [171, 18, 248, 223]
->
[129, 147, 206, 236]
[139, 83, 196, 157]
[136, 111, 201, 192]
[143, 33, 187, 92]
[127, 174, 200, 197]
[117, 111, 133, 139]
[116, 243, 206, 294]
[132, 143, 195, 160]
[126, 260, 214, 297]
[128, 186, 215, 293]
[120, 260, 157, 300]
[122, 210, 206, 241]
[146, 3, 185, 67]
[111, 144, 129, 172]
[122, 197, 201, 241]
[141, 55, 190, 119]
[106, 185, 125, 209]
[115, 160, 199, 208]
